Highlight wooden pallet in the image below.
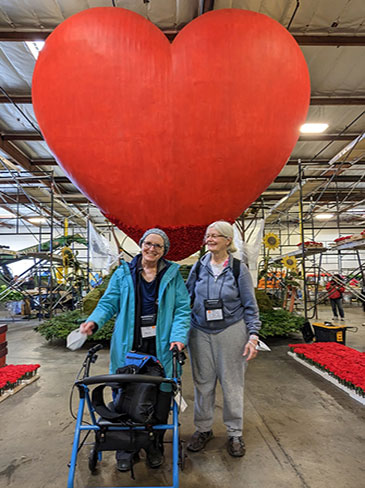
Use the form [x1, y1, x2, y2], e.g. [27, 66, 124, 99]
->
[348, 234, 365, 242]
[0, 374, 40, 403]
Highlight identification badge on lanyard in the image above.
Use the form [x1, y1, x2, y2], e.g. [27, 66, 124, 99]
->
[141, 326, 157, 338]
[204, 298, 224, 321]
[140, 314, 157, 338]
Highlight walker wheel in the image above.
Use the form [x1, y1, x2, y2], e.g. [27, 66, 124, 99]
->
[178, 440, 187, 471]
[88, 446, 98, 472]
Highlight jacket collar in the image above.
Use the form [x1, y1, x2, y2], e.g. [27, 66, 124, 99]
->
[127, 253, 170, 281]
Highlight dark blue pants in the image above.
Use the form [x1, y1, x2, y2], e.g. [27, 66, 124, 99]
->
[330, 298, 344, 318]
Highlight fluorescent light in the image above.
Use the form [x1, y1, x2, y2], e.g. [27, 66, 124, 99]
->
[26, 41, 45, 60]
[28, 216, 47, 224]
[300, 123, 329, 133]
[315, 213, 334, 220]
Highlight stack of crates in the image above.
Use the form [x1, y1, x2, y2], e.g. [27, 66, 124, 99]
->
[0, 324, 7, 367]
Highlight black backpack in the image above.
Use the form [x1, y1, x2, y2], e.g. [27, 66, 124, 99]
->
[113, 356, 164, 424]
[91, 353, 164, 424]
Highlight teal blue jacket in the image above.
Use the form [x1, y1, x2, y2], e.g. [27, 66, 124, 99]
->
[87, 259, 191, 382]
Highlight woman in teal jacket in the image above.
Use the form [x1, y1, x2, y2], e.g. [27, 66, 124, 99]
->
[80, 228, 190, 472]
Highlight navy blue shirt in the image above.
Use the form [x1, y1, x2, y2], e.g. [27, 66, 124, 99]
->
[140, 277, 158, 316]
[131, 256, 170, 354]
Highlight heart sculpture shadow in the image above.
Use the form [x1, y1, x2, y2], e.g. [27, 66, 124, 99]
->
[32, 8, 310, 260]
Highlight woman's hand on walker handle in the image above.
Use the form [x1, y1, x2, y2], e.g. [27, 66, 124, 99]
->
[80, 321, 96, 336]
[170, 341, 185, 352]
[243, 339, 258, 361]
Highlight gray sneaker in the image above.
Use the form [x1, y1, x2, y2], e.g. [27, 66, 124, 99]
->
[187, 430, 213, 452]
[227, 436, 246, 457]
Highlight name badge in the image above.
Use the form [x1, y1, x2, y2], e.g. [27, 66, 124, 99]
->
[204, 298, 224, 322]
[141, 326, 157, 338]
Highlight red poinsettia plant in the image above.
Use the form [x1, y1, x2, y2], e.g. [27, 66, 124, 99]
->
[297, 241, 323, 247]
[334, 236, 352, 243]
[0, 364, 40, 395]
[289, 343, 364, 397]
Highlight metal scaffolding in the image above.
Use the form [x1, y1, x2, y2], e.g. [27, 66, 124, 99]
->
[0, 167, 90, 320]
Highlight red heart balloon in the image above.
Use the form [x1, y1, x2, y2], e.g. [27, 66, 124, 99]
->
[32, 8, 310, 260]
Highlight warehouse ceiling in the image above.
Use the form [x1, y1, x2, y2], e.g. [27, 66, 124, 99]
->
[0, 0, 364, 236]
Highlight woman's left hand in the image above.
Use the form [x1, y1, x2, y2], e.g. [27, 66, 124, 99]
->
[243, 340, 258, 361]
[170, 341, 185, 351]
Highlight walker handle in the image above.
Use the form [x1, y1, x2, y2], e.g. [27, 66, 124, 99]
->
[76, 373, 176, 387]
[172, 345, 186, 378]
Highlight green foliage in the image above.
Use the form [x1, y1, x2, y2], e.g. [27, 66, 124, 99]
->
[0, 285, 24, 302]
[35, 310, 84, 340]
[255, 289, 274, 311]
[179, 264, 193, 282]
[82, 287, 104, 316]
[282, 270, 301, 288]
[35, 269, 119, 344]
[259, 309, 305, 338]
[92, 320, 115, 341]
[82, 267, 116, 315]
[34, 309, 115, 342]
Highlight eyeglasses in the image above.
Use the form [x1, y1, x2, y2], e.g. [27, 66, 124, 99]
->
[143, 241, 164, 250]
[204, 234, 227, 240]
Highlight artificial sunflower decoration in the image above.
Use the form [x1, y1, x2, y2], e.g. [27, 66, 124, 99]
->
[263, 232, 280, 250]
[282, 255, 297, 270]
[61, 246, 75, 267]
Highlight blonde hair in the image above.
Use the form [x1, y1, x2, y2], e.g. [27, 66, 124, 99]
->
[207, 220, 237, 253]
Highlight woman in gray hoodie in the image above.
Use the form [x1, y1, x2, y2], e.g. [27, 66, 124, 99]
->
[186, 220, 261, 458]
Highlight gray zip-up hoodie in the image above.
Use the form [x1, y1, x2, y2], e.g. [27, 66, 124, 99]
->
[186, 253, 261, 336]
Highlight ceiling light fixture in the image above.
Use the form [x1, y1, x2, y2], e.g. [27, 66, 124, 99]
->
[315, 213, 335, 220]
[28, 216, 47, 224]
[25, 41, 45, 60]
[300, 123, 329, 133]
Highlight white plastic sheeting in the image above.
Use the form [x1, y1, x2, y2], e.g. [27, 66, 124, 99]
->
[214, 0, 365, 33]
[88, 222, 119, 274]
[233, 219, 265, 285]
[0, 0, 200, 30]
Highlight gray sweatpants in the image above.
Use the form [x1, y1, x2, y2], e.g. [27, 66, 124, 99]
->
[188, 320, 248, 437]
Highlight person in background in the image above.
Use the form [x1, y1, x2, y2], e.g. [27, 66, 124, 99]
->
[80, 228, 190, 472]
[186, 220, 261, 458]
[326, 274, 345, 322]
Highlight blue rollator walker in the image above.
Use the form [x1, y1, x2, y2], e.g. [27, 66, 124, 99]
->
[67, 344, 186, 488]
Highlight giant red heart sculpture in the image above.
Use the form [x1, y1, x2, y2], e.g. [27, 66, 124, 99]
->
[32, 7, 310, 260]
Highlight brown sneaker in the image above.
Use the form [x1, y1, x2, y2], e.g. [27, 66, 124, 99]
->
[187, 430, 213, 452]
[227, 436, 246, 457]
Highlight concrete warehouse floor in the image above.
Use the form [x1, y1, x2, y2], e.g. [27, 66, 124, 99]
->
[0, 304, 364, 488]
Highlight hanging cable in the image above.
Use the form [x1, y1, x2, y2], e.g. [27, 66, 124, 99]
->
[0, 86, 42, 136]
[287, 1, 300, 30]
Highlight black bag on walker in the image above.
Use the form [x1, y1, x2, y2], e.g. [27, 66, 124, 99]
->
[90, 353, 165, 453]
[113, 352, 165, 424]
